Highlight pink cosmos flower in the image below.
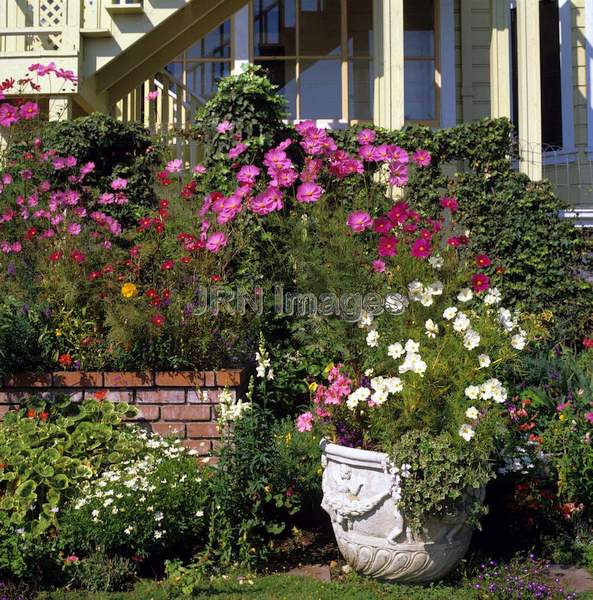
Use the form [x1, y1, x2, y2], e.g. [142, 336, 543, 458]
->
[2, 174, 13, 186]
[476, 254, 491, 268]
[357, 128, 376, 145]
[65, 156, 77, 168]
[389, 162, 408, 187]
[216, 121, 233, 134]
[166, 159, 183, 173]
[387, 201, 409, 224]
[272, 167, 298, 188]
[18, 102, 40, 120]
[389, 146, 409, 163]
[372, 259, 386, 273]
[55, 68, 77, 82]
[373, 216, 393, 234]
[146, 90, 159, 101]
[237, 165, 260, 185]
[111, 178, 127, 191]
[193, 164, 206, 175]
[65, 555, 79, 563]
[0, 104, 19, 128]
[378, 235, 398, 257]
[80, 161, 95, 176]
[472, 273, 490, 293]
[358, 145, 377, 161]
[296, 182, 323, 203]
[440, 196, 458, 212]
[412, 149, 432, 167]
[585, 412, 593, 424]
[250, 187, 283, 215]
[99, 193, 114, 205]
[264, 148, 291, 171]
[67, 223, 81, 236]
[410, 238, 432, 259]
[347, 211, 373, 233]
[228, 143, 247, 159]
[205, 232, 227, 253]
[296, 411, 314, 432]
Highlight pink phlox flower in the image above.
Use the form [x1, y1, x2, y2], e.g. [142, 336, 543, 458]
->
[296, 411, 314, 432]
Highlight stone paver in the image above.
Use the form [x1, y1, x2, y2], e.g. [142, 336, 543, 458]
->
[286, 564, 331, 582]
[547, 566, 593, 593]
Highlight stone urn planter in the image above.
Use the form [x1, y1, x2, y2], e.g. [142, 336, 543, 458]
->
[320, 439, 484, 583]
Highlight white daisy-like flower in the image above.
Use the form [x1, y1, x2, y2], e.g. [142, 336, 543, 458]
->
[405, 339, 420, 354]
[388, 342, 405, 359]
[478, 354, 491, 368]
[196, 510, 204, 517]
[428, 255, 444, 270]
[465, 385, 481, 400]
[399, 352, 427, 376]
[498, 308, 515, 332]
[443, 306, 458, 320]
[384, 377, 403, 394]
[480, 378, 507, 403]
[420, 291, 434, 307]
[511, 334, 526, 350]
[371, 389, 389, 405]
[347, 386, 370, 410]
[358, 311, 373, 328]
[463, 329, 480, 350]
[453, 312, 471, 332]
[465, 406, 479, 420]
[457, 288, 474, 303]
[407, 281, 425, 302]
[154, 530, 165, 540]
[459, 423, 476, 441]
[366, 329, 380, 347]
[484, 287, 502, 305]
[425, 319, 439, 338]
[364, 368, 375, 377]
[428, 281, 443, 295]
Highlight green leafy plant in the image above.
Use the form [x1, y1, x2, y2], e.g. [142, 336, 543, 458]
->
[63, 552, 138, 592]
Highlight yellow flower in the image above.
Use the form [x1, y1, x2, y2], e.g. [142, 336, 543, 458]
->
[559, 414, 566, 421]
[55, 329, 62, 337]
[308, 381, 318, 393]
[323, 362, 335, 378]
[121, 283, 138, 299]
[284, 432, 292, 444]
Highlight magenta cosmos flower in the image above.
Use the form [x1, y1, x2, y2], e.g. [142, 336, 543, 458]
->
[0, 104, 19, 128]
[111, 178, 128, 191]
[471, 273, 490, 293]
[205, 231, 227, 253]
[356, 128, 376, 145]
[296, 182, 323, 203]
[19, 102, 40, 120]
[373, 216, 393, 234]
[228, 143, 247, 159]
[378, 235, 398, 257]
[412, 149, 432, 167]
[475, 254, 491, 268]
[216, 121, 233, 134]
[146, 90, 159, 101]
[440, 196, 458, 212]
[165, 159, 183, 173]
[410, 237, 432, 259]
[372, 259, 386, 273]
[347, 211, 373, 233]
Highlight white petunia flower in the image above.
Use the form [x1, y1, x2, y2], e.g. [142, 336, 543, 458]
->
[428, 281, 443, 295]
[465, 385, 480, 400]
[371, 389, 389, 405]
[479, 378, 507, 403]
[388, 342, 405, 360]
[465, 406, 479, 420]
[459, 424, 476, 441]
[425, 319, 439, 338]
[478, 354, 491, 368]
[384, 377, 403, 394]
[453, 312, 471, 332]
[463, 329, 480, 350]
[405, 339, 420, 354]
[457, 288, 474, 303]
[366, 330, 380, 347]
[511, 334, 526, 350]
[347, 386, 370, 410]
[443, 306, 458, 320]
[428, 255, 444, 270]
[196, 510, 204, 517]
[420, 291, 434, 307]
[408, 281, 425, 302]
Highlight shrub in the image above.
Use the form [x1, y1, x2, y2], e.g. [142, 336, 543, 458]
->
[60, 434, 210, 569]
[63, 552, 138, 592]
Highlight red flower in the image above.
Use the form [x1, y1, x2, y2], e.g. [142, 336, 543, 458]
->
[145, 289, 158, 299]
[94, 390, 107, 401]
[471, 273, 490, 293]
[583, 338, 593, 349]
[49, 251, 63, 262]
[88, 271, 102, 281]
[38, 411, 49, 421]
[58, 354, 73, 367]
[25, 227, 37, 240]
[210, 275, 221, 282]
[161, 289, 171, 301]
[161, 260, 175, 271]
[70, 250, 86, 264]
[159, 199, 169, 210]
[26, 408, 36, 418]
[151, 313, 166, 327]
[180, 256, 191, 264]
[475, 254, 491, 268]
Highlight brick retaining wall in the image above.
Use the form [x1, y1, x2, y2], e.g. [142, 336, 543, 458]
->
[0, 369, 249, 456]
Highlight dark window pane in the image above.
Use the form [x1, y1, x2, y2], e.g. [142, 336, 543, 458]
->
[187, 62, 230, 101]
[540, 0, 562, 148]
[404, 60, 435, 120]
[299, 0, 341, 56]
[404, 0, 434, 56]
[300, 59, 341, 118]
[349, 60, 373, 120]
[186, 20, 231, 58]
[254, 0, 297, 57]
[254, 59, 296, 118]
[347, 0, 373, 57]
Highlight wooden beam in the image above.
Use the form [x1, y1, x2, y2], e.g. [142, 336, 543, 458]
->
[95, 0, 247, 103]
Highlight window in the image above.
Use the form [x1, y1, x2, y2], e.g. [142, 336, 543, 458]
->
[511, 0, 563, 149]
[251, 0, 372, 121]
[165, 21, 232, 103]
[404, 0, 438, 123]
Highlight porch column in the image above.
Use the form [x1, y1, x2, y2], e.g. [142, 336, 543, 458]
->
[48, 96, 73, 121]
[516, 0, 542, 180]
[489, 0, 511, 118]
[373, 0, 405, 130]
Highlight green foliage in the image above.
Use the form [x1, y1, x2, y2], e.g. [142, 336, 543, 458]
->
[39, 113, 166, 224]
[60, 435, 210, 567]
[193, 65, 290, 176]
[198, 406, 321, 571]
[63, 553, 138, 593]
[334, 120, 593, 346]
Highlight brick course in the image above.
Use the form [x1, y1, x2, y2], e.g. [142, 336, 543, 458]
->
[0, 369, 249, 453]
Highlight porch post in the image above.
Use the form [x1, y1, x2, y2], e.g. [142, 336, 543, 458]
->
[373, 0, 405, 130]
[516, 0, 542, 180]
[489, 0, 511, 118]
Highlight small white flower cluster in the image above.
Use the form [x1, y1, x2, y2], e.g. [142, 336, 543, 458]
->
[347, 376, 403, 410]
[388, 339, 427, 377]
[217, 388, 252, 423]
[407, 280, 443, 307]
[443, 307, 482, 351]
[255, 336, 274, 380]
[498, 308, 527, 349]
[465, 378, 508, 404]
[428, 255, 444, 270]
[381, 460, 412, 502]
